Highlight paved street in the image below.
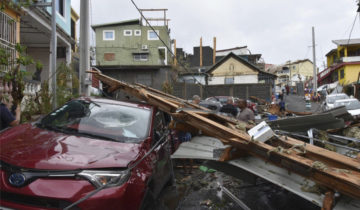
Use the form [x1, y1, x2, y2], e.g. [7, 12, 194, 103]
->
[284, 94, 322, 113]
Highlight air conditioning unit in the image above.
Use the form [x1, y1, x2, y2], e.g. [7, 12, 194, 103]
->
[141, 45, 148, 50]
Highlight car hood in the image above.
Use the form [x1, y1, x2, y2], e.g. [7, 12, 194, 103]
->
[0, 124, 143, 170]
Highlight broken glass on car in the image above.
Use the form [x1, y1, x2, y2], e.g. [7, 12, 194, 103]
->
[37, 100, 151, 143]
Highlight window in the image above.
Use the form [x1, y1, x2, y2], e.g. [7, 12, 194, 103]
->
[123, 30, 132, 36]
[134, 30, 141, 36]
[56, 0, 65, 17]
[39, 100, 152, 143]
[340, 69, 344, 79]
[104, 53, 115, 61]
[148, 30, 159, 40]
[225, 77, 234, 84]
[134, 53, 148, 61]
[0, 10, 17, 72]
[103, 30, 115, 40]
[158, 47, 167, 65]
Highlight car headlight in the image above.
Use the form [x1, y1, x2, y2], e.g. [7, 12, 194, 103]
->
[78, 170, 130, 188]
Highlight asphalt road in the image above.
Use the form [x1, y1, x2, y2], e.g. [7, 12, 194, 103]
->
[284, 94, 322, 113]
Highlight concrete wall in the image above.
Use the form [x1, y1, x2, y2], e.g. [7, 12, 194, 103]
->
[173, 83, 272, 101]
[211, 57, 258, 76]
[289, 61, 313, 80]
[101, 67, 170, 91]
[340, 65, 360, 85]
[95, 25, 170, 66]
[208, 75, 258, 85]
[26, 47, 66, 82]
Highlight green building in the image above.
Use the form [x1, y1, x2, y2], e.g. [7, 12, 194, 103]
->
[92, 19, 172, 90]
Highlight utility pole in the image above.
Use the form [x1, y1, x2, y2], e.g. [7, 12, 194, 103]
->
[312, 27, 317, 93]
[213, 37, 216, 65]
[200, 37, 203, 67]
[50, 0, 57, 109]
[173, 39, 177, 66]
[79, 0, 90, 96]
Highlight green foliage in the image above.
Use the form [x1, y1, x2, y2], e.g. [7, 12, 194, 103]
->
[21, 82, 52, 122]
[1, 0, 35, 12]
[35, 60, 43, 70]
[0, 48, 10, 66]
[162, 81, 173, 94]
[56, 62, 79, 106]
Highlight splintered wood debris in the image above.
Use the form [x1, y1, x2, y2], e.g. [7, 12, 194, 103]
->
[89, 70, 360, 201]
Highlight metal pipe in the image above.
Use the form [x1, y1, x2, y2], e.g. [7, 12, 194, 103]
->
[80, 0, 90, 96]
[50, 0, 57, 109]
[219, 184, 251, 210]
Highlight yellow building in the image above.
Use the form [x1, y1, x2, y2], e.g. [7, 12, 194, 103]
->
[70, 7, 79, 53]
[287, 59, 314, 83]
[318, 39, 360, 86]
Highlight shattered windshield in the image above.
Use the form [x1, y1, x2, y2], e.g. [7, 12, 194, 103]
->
[38, 100, 151, 143]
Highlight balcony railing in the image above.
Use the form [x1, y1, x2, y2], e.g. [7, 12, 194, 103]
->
[0, 10, 17, 73]
[342, 56, 360, 63]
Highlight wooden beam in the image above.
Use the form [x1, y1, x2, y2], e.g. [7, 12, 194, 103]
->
[89, 70, 360, 200]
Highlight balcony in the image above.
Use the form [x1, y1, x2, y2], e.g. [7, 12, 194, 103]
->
[341, 56, 360, 63]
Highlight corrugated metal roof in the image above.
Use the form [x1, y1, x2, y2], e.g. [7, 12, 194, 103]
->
[332, 38, 360, 46]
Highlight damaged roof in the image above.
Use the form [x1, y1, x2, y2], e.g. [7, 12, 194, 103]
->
[91, 19, 140, 29]
[332, 38, 360, 46]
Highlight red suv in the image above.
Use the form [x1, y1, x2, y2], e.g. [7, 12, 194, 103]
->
[0, 98, 173, 210]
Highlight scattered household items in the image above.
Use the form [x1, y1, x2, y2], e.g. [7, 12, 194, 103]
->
[87, 70, 360, 207]
[247, 121, 274, 142]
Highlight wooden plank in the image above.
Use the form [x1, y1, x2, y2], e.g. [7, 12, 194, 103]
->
[89, 70, 360, 200]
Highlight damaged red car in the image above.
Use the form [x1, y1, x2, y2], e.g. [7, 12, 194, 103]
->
[0, 98, 174, 210]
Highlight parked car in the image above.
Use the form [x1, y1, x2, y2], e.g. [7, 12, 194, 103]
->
[0, 98, 173, 210]
[205, 96, 234, 105]
[199, 100, 222, 112]
[333, 98, 360, 117]
[322, 93, 349, 111]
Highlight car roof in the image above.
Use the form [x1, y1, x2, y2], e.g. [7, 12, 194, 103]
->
[327, 93, 348, 97]
[77, 97, 153, 110]
[334, 98, 359, 103]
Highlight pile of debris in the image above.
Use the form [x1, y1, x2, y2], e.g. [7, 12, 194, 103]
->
[90, 70, 360, 209]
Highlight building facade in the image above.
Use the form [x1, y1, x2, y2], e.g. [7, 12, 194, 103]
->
[0, 2, 21, 73]
[206, 52, 275, 85]
[318, 39, 360, 87]
[92, 19, 171, 67]
[92, 19, 172, 90]
[20, 0, 76, 82]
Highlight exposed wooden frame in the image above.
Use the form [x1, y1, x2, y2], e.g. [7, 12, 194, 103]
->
[88, 70, 360, 200]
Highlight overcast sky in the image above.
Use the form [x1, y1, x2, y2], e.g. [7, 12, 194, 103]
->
[71, 0, 360, 69]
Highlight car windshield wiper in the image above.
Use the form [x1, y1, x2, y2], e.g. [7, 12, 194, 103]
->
[36, 123, 65, 133]
[75, 131, 119, 142]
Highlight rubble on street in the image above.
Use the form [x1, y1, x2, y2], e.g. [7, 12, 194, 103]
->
[90, 70, 360, 209]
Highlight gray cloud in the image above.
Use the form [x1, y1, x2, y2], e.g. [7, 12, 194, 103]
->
[72, 0, 360, 68]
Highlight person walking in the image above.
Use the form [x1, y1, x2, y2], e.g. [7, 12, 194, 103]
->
[236, 99, 255, 122]
[220, 98, 238, 117]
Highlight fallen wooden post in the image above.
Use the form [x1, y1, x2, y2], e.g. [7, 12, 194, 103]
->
[88, 70, 360, 201]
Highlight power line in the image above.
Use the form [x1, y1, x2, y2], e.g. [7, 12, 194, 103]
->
[129, 0, 208, 91]
[346, 12, 358, 46]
